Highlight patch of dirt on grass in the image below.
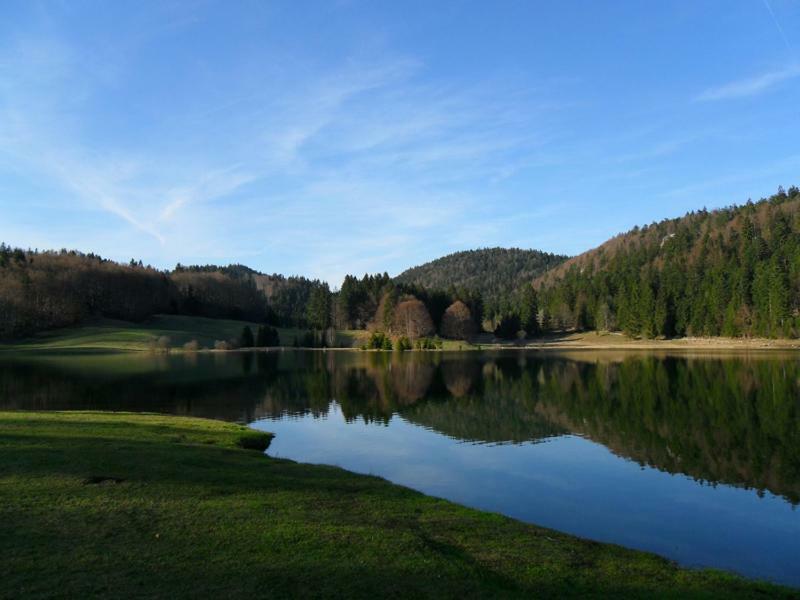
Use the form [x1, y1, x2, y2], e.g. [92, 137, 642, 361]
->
[83, 476, 125, 485]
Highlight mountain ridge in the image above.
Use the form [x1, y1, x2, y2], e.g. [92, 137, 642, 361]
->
[395, 247, 568, 313]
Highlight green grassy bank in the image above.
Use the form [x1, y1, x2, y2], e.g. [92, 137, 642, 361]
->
[0, 315, 314, 353]
[0, 411, 790, 598]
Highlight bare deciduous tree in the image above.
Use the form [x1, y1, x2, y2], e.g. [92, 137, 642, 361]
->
[440, 301, 476, 340]
[391, 298, 434, 339]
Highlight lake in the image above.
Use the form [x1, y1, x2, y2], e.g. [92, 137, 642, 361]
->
[1, 349, 798, 586]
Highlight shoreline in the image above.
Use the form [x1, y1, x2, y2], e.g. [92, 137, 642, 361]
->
[2, 320, 799, 354]
[484, 333, 800, 352]
[5, 338, 800, 354]
[3, 314, 799, 355]
[4, 340, 800, 355]
[1, 410, 793, 597]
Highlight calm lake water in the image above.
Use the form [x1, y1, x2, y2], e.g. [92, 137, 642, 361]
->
[1, 350, 799, 586]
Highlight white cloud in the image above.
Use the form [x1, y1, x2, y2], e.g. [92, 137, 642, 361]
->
[695, 65, 800, 102]
[158, 167, 256, 222]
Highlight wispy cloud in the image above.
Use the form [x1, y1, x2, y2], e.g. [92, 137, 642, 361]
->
[158, 167, 256, 222]
[0, 21, 562, 282]
[14, 3, 795, 284]
[761, 0, 793, 53]
[695, 65, 800, 102]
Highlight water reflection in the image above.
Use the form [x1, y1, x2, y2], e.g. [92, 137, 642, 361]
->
[1, 351, 799, 504]
[1, 350, 799, 584]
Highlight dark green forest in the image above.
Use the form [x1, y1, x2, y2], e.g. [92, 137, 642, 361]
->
[537, 187, 800, 338]
[395, 247, 567, 317]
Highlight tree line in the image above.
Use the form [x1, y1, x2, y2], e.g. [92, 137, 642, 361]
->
[3, 186, 799, 341]
[307, 271, 541, 342]
[0, 248, 328, 339]
[0, 243, 539, 342]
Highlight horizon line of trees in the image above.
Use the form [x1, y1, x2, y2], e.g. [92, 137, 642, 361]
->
[0, 242, 539, 341]
[0, 246, 332, 339]
[309, 271, 541, 342]
[3, 186, 799, 341]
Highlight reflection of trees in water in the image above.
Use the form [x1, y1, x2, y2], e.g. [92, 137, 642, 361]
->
[532, 357, 800, 504]
[1, 351, 798, 503]
[333, 353, 438, 422]
[441, 359, 479, 397]
[402, 359, 565, 445]
[390, 354, 436, 404]
[0, 353, 280, 423]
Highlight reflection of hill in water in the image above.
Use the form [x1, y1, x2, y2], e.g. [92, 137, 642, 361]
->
[399, 357, 566, 444]
[531, 357, 800, 504]
[0, 352, 281, 423]
[390, 356, 436, 404]
[401, 396, 565, 445]
[441, 359, 478, 397]
[1, 350, 798, 503]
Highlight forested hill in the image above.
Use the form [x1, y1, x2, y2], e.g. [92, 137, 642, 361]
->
[0, 250, 328, 339]
[396, 248, 567, 314]
[536, 187, 800, 338]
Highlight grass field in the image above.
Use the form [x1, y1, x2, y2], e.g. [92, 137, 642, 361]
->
[0, 411, 790, 598]
[0, 315, 309, 353]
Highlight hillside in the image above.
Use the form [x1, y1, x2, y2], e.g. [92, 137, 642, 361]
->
[535, 187, 800, 338]
[0, 248, 327, 339]
[396, 248, 568, 313]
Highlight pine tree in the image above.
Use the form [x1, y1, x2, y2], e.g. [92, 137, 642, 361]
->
[239, 326, 254, 348]
[638, 275, 656, 338]
[767, 258, 789, 337]
[256, 325, 280, 347]
[722, 301, 738, 337]
[517, 285, 539, 335]
[494, 313, 521, 339]
[268, 326, 280, 346]
[335, 275, 356, 328]
[306, 284, 331, 331]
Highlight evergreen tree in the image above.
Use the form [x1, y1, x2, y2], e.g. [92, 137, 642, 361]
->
[722, 301, 738, 337]
[256, 325, 267, 347]
[517, 285, 539, 335]
[494, 313, 521, 339]
[306, 284, 331, 331]
[255, 325, 280, 347]
[239, 326, 254, 348]
[767, 258, 789, 337]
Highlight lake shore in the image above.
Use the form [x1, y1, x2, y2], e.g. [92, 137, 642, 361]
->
[2, 315, 799, 354]
[0, 410, 793, 598]
[479, 331, 800, 352]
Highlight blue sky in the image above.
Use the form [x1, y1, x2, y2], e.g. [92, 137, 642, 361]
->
[1, 1, 799, 286]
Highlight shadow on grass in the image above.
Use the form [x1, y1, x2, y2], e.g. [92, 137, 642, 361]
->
[0, 414, 793, 599]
